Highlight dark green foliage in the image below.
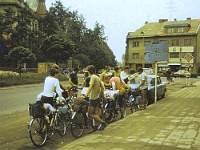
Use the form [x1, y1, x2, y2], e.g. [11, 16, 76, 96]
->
[0, 1, 116, 69]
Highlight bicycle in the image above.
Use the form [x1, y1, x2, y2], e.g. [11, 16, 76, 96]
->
[103, 90, 126, 123]
[70, 97, 105, 138]
[28, 94, 74, 147]
[128, 88, 148, 113]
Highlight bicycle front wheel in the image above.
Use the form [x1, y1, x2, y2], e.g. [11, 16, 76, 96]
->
[28, 118, 48, 147]
[71, 112, 85, 138]
[54, 112, 69, 137]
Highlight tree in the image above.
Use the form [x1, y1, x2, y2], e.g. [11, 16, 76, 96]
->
[41, 34, 74, 64]
[7, 46, 36, 73]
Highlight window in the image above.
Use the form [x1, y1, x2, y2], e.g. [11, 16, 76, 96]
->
[160, 40, 167, 42]
[172, 39, 179, 46]
[170, 52, 179, 58]
[132, 41, 139, 47]
[184, 39, 192, 46]
[132, 53, 139, 59]
[144, 41, 151, 45]
[168, 28, 174, 34]
[178, 27, 184, 33]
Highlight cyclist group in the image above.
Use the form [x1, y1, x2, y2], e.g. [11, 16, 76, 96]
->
[37, 63, 148, 132]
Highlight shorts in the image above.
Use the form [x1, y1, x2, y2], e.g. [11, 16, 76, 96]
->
[89, 98, 100, 107]
[41, 96, 53, 106]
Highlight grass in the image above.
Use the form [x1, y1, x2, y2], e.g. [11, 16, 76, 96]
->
[0, 72, 69, 87]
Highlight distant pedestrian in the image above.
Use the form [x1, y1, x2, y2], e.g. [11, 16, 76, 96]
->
[166, 68, 172, 83]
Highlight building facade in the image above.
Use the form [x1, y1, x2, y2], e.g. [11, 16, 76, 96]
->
[125, 18, 200, 74]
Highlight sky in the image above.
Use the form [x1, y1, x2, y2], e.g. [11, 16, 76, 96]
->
[45, 0, 200, 62]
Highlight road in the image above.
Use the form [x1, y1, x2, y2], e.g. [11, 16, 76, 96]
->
[0, 77, 198, 149]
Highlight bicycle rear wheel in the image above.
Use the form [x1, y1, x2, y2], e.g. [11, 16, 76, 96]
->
[54, 112, 69, 137]
[104, 108, 115, 123]
[71, 112, 85, 138]
[28, 118, 48, 147]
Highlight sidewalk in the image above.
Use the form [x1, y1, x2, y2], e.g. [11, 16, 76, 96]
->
[59, 82, 200, 150]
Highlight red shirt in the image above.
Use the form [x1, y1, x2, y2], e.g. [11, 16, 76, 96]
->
[109, 77, 123, 90]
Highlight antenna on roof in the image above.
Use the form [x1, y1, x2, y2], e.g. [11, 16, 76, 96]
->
[166, 0, 176, 21]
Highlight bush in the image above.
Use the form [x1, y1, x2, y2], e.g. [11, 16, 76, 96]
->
[0, 71, 68, 87]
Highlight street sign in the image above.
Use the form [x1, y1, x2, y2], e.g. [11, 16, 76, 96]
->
[144, 42, 168, 62]
[184, 53, 194, 63]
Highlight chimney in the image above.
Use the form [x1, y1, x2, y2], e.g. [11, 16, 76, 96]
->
[37, 0, 47, 15]
[159, 19, 168, 23]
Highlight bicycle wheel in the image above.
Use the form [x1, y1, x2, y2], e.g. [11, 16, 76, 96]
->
[71, 112, 85, 138]
[28, 118, 48, 147]
[104, 108, 115, 123]
[122, 97, 127, 118]
[54, 112, 69, 137]
[128, 95, 134, 113]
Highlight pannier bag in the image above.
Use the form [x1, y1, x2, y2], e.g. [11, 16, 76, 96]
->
[57, 105, 68, 114]
[29, 101, 44, 118]
[72, 97, 88, 113]
[104, 90, 119, 100]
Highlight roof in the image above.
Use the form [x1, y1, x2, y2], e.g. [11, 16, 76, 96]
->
[127, 19, 200, 38]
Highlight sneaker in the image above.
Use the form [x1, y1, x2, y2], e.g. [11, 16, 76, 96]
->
[120, 116, 124, 119]
[92, 126, 98, 131]
[98, 122, 107, 130]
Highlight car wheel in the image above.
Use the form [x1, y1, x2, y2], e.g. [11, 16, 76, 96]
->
[161, 91, 165, 99]
[147, 91, 154, 105]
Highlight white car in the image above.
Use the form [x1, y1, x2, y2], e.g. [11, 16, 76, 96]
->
[129, 74, 167, 105]
[173, 70, 191, 77]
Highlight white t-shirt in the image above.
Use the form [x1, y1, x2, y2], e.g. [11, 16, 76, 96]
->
[120, 71, 128, 82]
[42, 76, 63, 100]
[138, 72, 148, 90]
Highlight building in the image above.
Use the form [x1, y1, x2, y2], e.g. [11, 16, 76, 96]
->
[125, 18, 200, 74]
[0, 0, 47, 48]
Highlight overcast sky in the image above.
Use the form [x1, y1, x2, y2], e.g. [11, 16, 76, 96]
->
[45, 0, 200, 62]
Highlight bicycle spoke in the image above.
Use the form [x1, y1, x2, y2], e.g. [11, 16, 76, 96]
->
[71, 112, 85, 138]
[29, 118, 47, 147]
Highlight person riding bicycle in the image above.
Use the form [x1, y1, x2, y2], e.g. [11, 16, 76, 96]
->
[69, 67, 79, 87]
[135, 67, 148, 109]
[38, 68, 63, 121]
[83, 65, 107, 130]
[68, 67, 79, 97]
[100, 65, 112, 88]
[109, 76, 126, 119]
[82, 70, 90, 87]
[120, 66, 130, 84]
[113, 66, 121, 78]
